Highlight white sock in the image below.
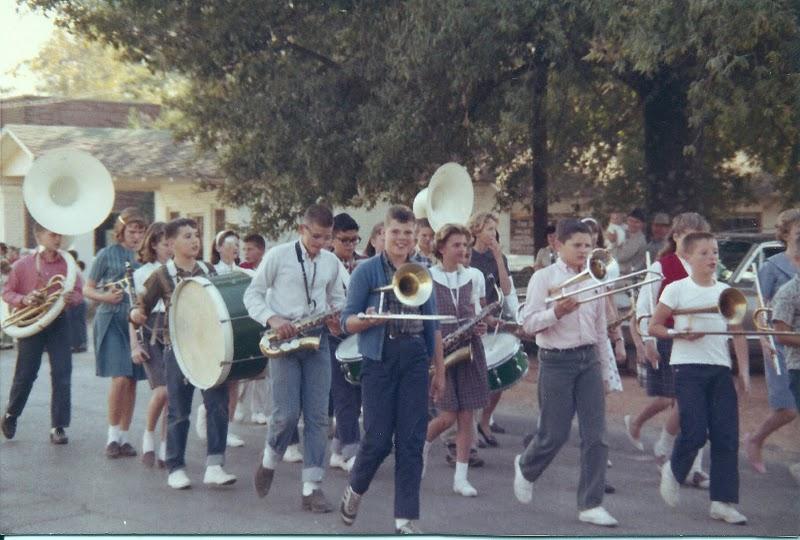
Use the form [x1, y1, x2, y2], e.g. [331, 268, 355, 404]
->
[454, 461, 469, 482]
[107, 425, 120, 445]
[422, 440, 432, 477]
[655, 427, 675, 456]
[302, 481, 318, 496]
[395, 518, 410, 529]
[119, 430, 130, 445]
[262, 445, 280, 469]
[158, 440, 167, 461]
[690, 446, 704, 472]
[142, 430, 155, 453]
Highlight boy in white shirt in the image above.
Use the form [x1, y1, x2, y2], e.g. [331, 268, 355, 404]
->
[649, 232, 750, 525]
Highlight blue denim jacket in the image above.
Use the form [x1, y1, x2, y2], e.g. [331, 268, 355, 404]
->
[340, 255, 438, 361]
[759, 251, 794, 301]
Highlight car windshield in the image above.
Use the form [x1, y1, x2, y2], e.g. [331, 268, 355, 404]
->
[717, 240, 754, 282]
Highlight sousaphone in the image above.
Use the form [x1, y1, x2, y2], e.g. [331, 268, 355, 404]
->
[412, 162, 474, 232]
[2, 149, 114, 338]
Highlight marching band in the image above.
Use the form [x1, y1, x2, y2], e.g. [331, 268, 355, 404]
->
[2, 152, 800, 533]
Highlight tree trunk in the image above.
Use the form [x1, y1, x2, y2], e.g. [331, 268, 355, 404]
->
[530, 50, 550, 252]
[640, 71, 698, 217]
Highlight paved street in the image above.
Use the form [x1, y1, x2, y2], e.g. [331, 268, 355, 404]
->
[1, 347, 798, 535]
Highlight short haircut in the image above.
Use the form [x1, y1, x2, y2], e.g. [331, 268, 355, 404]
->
[165, 218, 197, 239]
[775, 208, 800, 244]
[68, 249, 79, 261]
[114, 207, 148, 242]
[415, 218, 432, 231]
[681, 231, 716, 254]
[545, 224, 556, 235]
[556, 218, 591, 243]
[333, 212, 359, 233]
[304, 204, 334, 228]
[433, 224, 472, 261]
[243, 233, 266, 250]
[467, 211, 499, 238]
[658, 212, 710, 258]
[385, 205, 415, 225]
[33, 221, 49, 234]
[138, 222, 168, 263]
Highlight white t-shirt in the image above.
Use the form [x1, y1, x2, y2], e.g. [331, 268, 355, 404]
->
[659, 277, 731, 367]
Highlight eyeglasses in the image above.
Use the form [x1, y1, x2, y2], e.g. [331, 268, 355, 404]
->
[335, 236, 361, 245]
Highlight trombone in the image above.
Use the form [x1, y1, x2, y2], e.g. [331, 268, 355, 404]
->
[545, 249, 662, 306]
[357, 262, 456, 322]
[752, 263, 781, 375]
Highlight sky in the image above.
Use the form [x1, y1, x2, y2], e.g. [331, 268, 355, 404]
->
[0, 0, 55, 95]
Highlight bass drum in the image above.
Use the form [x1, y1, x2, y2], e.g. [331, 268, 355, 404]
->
[170, 272, 266, 389]
[482, 332, 528, 392]
[335, 334, 362, 386]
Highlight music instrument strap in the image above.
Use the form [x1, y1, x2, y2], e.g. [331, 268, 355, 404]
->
[295, 241, 317, 312]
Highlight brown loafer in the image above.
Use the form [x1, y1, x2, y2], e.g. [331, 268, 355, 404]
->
[50, 427, 68, 445]
[105, 441, 121, 458]
[119, 442, 137, 457]
[157, 458, 166, 469]
[302, 488, 333, 513]
[254, 463, 275, 498]
[142, 451, 155, 467]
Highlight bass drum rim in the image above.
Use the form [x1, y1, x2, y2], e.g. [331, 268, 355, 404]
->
[169, 276, 234, 389]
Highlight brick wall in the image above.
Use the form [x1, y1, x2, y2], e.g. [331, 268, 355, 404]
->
[1, 97, 160, 128]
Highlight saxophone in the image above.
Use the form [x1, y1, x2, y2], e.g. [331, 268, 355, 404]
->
[259, 309, 341, 358]
[441, 301, 502, 368]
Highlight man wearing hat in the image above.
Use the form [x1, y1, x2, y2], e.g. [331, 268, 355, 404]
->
[646, 213, 671, 262]
[611, 208, 648, 274]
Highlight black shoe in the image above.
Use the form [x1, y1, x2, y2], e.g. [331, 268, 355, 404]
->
[50, 427, 68, 445]
[119, 442, 137, 457]
[477, 424, 498, 447]
[254, 462, 275, 498]
[105, 441, 121, 458]
[1, 414, 17, 440]
[489, 422, 506, 434]
[604, 483, 616, 494]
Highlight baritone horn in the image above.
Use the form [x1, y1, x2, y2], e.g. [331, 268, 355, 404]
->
[412, 162, 474, 232]
[2, 149, 115, 339]
[357, 263, 456, 322]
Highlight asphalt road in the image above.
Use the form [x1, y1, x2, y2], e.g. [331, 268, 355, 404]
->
[1, 347, 798, 535]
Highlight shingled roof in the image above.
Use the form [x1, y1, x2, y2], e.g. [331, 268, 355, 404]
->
[2, 124, 220, 179]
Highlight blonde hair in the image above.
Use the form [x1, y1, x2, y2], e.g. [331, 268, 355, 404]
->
[114, 207, 147, 242]
[775, 208, 800, 244]
[467, 211, 499, 238]
[658, 212, 710, 259]
[433, 224, 472, 262]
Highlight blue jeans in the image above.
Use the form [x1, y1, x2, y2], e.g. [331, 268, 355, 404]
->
[67, 301, 87, 349]
[266, 335, 331, 482]
[329, 337, 362, 459]
[671, 364, 739, 503]
[521, 345, 607, 510]
[164, 347, 228, 472]
[349, 335, 429, 520]
[6, 314, 71, 428]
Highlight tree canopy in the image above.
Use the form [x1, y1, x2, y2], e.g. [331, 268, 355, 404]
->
[24, 0, 800, 240]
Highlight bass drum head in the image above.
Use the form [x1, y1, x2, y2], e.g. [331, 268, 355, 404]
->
[335, 334, 361, 361]
[482, 332, 521, 369]
[170, 277, 232, 389]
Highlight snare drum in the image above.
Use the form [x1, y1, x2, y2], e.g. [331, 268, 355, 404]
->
[169, 272, 266, 389]
[335, 334, 362, 386]
[482, 332, 528, 392]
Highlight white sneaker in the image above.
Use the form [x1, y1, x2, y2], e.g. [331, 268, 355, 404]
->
[226, 432, 245, 447]
[167, 469, 192, 489]
[578, 506, 619, 527]
[203, 465, 237, 486]
[233, 408, 245, 423]
[624, 414, 644, 451]
[195, 404, 207, 440]
[709, 501, 747, 525]
[283, 443, 303, 463]
[659, 463, 680, 507]
[346, 455, 356, 471]
[330, 452, 352, 472]
[513, 455, 533, 504]
[251, 412, 268, 425]
[453, 478, 478, 497]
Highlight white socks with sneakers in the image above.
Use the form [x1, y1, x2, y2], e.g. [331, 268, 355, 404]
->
[395, 518, 410, 529]
[302, 481, 319, 496]
[262, 445, 280, 469]
[142, 430, 155, 454]
[158, 440, 167, 461]
[422, 441, 432, 477]
[107, 425, 120, 445]
[654, 426, 676, 457]
[690, 446, 704, 472]
[453, 461, 477, 497]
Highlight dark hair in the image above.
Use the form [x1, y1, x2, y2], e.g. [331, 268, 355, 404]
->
[165, 218, 197, 240]
[681, 231, 716, 254]
[77, 260, 86, 272]
[415, 218, 432, 230]
[433, 224, 472, 262]
[304, 204, 334, 228]
[114, 207, 148, 242]
[545, 224, 556, 235]
[68, 249, 79, 261]
[243, 233, 266, 250]
[333, 212, 359, 233]
[365, 222, 384, 257]
[138, 222, 168, 263]
[385, 205, 415, 225]
[581, 217, 606, 248]
[556, 218, 591, 243]
[628, 207, 646, 223]
[33, 221, 49, 234]
[658, 212, 711, 259]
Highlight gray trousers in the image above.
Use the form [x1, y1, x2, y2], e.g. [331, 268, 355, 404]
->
[520, 344, 608, 510]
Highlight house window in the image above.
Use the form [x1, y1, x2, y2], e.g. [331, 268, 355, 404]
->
[168, 211, 180, 220]
[718, 214, 761, 233]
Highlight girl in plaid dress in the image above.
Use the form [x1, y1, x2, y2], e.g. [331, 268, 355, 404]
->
[423, 224, 489, 497]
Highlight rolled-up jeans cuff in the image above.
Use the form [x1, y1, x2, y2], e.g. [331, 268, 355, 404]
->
[302, 466, 325, 483]
[206, 453, 225, 467]
[341, 442, 359, 460]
